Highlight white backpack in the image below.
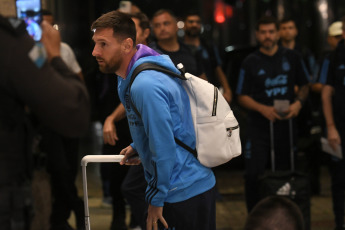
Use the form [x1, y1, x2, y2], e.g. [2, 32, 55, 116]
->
[129, 62, 242, 167]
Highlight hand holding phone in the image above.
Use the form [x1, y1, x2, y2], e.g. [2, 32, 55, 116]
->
[40, 20, 61, 61]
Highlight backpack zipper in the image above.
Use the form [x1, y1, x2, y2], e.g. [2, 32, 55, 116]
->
[212, 87, 218, 116]
[226, 125, 239, 137]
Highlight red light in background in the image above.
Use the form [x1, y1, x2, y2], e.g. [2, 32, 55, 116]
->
[214, 0, 233, 24]
[215, 13, 226, 23]
[214, 0, 226, 23]
[225, 5, 233, 18]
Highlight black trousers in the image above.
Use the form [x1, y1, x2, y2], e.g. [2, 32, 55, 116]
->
[40, 129, 84, 229]
[101, 144, 129, 225]
[0, 182, 32, 230]
[326, 130, 345, 229]
[156, 186, 216, 230]
[121, 164, 147, 228]
[329, 154, 345, 228]
[244, 120, 293, 212]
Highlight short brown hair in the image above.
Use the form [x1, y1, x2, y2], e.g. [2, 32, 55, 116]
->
[279, 17, 296, 27]
[244, 196, 304, 230]
[152, 9, 177, 21]
[131, 12, 150, 31]
[256, 16, 279, 31]
[131, 12, 151, 43]
[91, 10, 136, 44]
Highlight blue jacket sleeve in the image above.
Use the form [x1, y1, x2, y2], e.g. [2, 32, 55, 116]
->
[131, 74, 177, 206]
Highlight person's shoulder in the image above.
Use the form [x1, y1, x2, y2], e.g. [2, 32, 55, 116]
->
[242, 49, 261, 64]
[148, 41, 164, 54]
[295, 42, 314, 57]
[131, 70, 176, 100]
[278, 46, 303, 61]
[0, 16, 26, 36]
[136, 69, 173, 85]
[200, 37, 216, 50]
[60, 42, 75, 54]
[178, 41, 194, 54]
[132, 59, 179, 89]
[280, 46, 298, 56]
[60, 42, 71, 49]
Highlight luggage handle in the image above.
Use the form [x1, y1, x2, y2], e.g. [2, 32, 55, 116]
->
[270, 119, 294, 172]
[81, 155, 124, 230]
[81, 155, 124, 166]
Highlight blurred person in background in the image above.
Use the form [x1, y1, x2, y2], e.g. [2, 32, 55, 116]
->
[41, 9, 83, 80]
[279, 17, 315, 77]
[236, 15, 309, 212]
[316, 21, 343, 88]
[150, 9, 207, 80]
[0, 15, 90, 230]
[244, 196, 304, 230]
[321, 17, 345, 230]
[38, 9, 86, 230]
[279, 16, 320, 196]
[183, 10, 232, 103]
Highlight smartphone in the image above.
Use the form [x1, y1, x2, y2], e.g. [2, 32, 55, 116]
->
[274, 99, 290, 117]
[16, 0, 42, 41]
[119, 1, 132, 13]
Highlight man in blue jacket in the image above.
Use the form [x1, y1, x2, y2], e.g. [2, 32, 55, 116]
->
[91, 11, 216, 230]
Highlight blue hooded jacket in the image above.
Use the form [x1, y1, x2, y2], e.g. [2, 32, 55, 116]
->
[117, 45, 215, 207]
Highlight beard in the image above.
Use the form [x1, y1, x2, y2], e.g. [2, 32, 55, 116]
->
[96, 57, 122, 74]
[261, 39, 277, 50]
[185, 27, 201, 37]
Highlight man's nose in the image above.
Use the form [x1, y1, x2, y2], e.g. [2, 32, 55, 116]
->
[264, 32, 272, 37]
[92, 46, 99, 57]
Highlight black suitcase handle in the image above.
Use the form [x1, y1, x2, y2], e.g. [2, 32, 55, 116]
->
[270, 119, 294, 172]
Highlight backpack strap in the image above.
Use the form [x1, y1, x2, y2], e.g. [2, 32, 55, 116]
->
[174, 137, 197, 158]
[129, 63, 185, 117]
[129, 62, 186, 88]
[128, 62, 197, 158]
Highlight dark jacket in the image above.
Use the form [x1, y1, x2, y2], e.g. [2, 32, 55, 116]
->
[0, 16, 90, 185]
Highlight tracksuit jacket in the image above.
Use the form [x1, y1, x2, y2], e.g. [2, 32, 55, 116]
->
[117, 44, 215, 207]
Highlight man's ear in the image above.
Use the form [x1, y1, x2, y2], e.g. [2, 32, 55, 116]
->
[143, 28, 150, 40]
[122, 38, 134, 52]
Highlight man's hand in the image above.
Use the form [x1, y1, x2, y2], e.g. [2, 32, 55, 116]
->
[146, 205, 168, 230]
[258, 105, 282, 121]
[40, 20, 61, 62]
[119, 145, 141, 165]
[103, 116, 119, 145]
[327, 125, 341, 151]
[284, 101, 302, 119]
